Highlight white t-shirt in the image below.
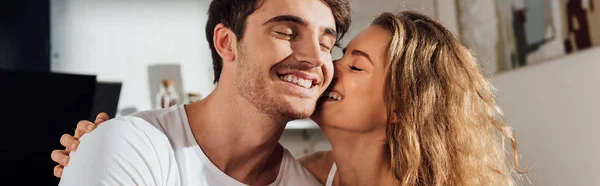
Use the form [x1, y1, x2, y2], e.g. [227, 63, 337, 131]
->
[59, 105, 321, 186]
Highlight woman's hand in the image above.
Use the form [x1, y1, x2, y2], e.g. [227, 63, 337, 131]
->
[50, 112, 110, 178]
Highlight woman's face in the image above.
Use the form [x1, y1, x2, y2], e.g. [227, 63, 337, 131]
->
[311, 26, 391, 132]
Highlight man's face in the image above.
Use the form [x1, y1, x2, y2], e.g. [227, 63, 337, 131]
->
[235, 0, 336, 120]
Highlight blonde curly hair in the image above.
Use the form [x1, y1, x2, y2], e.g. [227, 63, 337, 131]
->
[376, 11, 525, 185]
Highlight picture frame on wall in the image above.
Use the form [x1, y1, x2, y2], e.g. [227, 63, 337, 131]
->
[456, 0, 600, 75]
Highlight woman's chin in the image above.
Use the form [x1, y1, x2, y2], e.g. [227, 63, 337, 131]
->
[311, 100, 348, 128]
[309, 112, 324, 125]
[310, 110, 334, 127]
[310, 111, 339, 129]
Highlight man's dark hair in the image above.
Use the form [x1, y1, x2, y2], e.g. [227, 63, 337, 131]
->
[205, 0, 351, 83]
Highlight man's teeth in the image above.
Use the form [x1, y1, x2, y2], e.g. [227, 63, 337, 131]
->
[279, 74, 313, 89]
[327, 92, 341, 101]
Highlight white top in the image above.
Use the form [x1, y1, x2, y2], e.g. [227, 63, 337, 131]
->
[59, 105, 321, 186]
[326, 163, 337, 186]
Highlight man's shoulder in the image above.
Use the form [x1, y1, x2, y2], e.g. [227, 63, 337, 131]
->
[128, 105, 183, 125]
[118, 105, 187, 136]
[61, 112, 181, 186]
[90, 105, 184, 141]
[89, 105, 188, 152]
[88, 115, 172, 146]
[77, 115, 178, 166]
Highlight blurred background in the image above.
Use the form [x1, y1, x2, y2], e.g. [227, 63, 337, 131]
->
[1, 0, 599, 185]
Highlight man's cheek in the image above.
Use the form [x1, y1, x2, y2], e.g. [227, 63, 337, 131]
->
[327, 64, 334, 83]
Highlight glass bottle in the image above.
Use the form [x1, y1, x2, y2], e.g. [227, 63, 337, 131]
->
[156, 79, 180, 109]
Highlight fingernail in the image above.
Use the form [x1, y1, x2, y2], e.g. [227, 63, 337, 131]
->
[57, 170, 62, 177]
[62, 157, 68, 164]
[95, 118, 103, 123]
[87, 124, 95, 131]
[71, 142, 77, 150]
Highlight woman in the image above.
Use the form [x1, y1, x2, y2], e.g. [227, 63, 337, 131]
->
[302, 11, 524, 185]
[52, 11, 523, 185]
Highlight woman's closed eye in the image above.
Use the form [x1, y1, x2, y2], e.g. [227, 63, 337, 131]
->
[350, 66, 363, 71]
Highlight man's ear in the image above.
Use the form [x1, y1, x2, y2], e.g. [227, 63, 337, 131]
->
[213, 23, 236, 62]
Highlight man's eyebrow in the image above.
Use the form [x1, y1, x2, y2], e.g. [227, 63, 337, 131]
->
[263, 15, 306, 26]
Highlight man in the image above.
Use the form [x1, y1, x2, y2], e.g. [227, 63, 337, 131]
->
[54, 0, 350, 185]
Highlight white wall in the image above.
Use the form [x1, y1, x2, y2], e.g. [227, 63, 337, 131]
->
[492, 48, 600, 186]
[51, 0, 215, 113]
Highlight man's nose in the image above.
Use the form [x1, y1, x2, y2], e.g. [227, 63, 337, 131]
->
[292, 37, 325, 68]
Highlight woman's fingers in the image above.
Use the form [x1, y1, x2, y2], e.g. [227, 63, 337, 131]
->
[51, 149, 69, 166]
[59, 134, 78, 151]
[54, 165, 64, 178]
[74, 120, 95, 139]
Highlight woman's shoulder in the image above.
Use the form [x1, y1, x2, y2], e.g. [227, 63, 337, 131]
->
[298, 151, 334, 185]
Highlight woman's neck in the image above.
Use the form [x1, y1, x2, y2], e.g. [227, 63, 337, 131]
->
[323, 128, 396, 186]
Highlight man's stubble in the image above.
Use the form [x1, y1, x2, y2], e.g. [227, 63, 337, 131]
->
[235, 41, 317, 122]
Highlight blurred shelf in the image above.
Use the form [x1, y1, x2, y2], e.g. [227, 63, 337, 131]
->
[285, 119, 320, 130]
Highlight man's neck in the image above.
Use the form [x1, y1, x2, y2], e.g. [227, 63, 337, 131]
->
[323, 127, 396, 186]
[184, 86, 289, 185]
